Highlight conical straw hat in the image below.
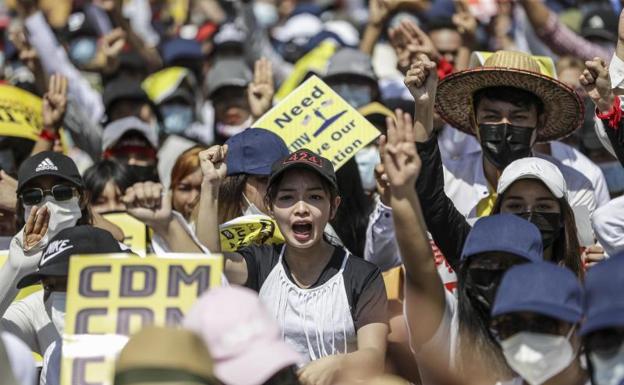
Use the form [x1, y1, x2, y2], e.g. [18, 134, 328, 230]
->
[435, 50, 583, 142]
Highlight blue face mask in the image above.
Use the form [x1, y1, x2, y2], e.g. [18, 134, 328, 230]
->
[253, 2, 278, 28]
[355, 146, 380, 192]
[69, 37, 97, 66]
[161, 104, 194, 135]
[600, 161, 624, 195]
[332, 84, 373, 109]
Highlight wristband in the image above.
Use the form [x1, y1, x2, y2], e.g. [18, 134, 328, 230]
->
[596, 97, 622, 130]
[39, 129, 59, 142]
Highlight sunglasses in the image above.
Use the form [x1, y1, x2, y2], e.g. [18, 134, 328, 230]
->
[20, 185, 76, 206]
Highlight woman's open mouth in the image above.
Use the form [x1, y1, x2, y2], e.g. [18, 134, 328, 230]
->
[292, 222, 313, 242]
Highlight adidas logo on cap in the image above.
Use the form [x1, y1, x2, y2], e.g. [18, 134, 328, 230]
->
[35, 158, 58, 172]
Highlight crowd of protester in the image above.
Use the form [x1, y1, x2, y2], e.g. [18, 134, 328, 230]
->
[1, 0, 624, 384]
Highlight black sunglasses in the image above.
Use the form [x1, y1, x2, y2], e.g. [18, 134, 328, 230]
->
[20, 185, 76, 206]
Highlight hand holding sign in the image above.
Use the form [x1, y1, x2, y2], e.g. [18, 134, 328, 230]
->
[381, 109, 422, 192]
[123, 182, 173, 232]
[43, 74, 68, 131]
[248, 58, 275, 120]
[23, 206, 49, 251]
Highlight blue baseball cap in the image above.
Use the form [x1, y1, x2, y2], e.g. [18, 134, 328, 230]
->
[461, 214, 543, 262]
[225, 128, 290, 176]
[581, 255, 624, 336]
[492, 262, 583, 323]
[161, 38, 203, 66]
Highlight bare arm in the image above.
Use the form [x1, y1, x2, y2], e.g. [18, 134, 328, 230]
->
[382, 110, 445, 346]
[195, 146, 248, 284]
[518, 0, 549, 30]
[298, 323, 388, 385]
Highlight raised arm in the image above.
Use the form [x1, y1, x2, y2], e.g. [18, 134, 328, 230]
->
[405, 54, 471, 271]
[195, 146, 249, 285]
[382, 109, 445, 347]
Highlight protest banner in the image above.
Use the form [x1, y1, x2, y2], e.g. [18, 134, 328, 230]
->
[219, 214, 284, 251]
[101, 212, 148, 257]
[256, 75, 381, 169]
[60, 254, 223, 385]
[0, 84, 44, 141]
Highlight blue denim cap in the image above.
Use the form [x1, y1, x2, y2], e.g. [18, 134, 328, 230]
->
[492, 261, 583, 323]
[225, 128, 290, 176]
[461, 214, 543, 262]
[581, 254, 624, 336]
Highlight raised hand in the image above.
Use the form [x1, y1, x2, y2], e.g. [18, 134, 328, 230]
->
[100, 28, 126, 71]
[368, 0, 392, 27]
[580, 57, 615, 113]
[0, 171, 18, 212]
[123, 182, 173, 231]
[452, 0, 477, 37]
[388, 20, 440, 74]
[199, 145, 228, 186]
[43, 74, 68, 130]
[248, 58, 275, 119]
[23, 206, 49, 251]
[381, 109, 422, 191]
[405, 53, 438, 105]
[9, 25, 39, 74]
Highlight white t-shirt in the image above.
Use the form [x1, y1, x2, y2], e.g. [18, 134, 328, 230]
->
[2, 331, 37, 385]
[1, 291, 58, 355]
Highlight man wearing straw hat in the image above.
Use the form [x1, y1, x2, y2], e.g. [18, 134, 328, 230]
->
[402, 50, 597, 221]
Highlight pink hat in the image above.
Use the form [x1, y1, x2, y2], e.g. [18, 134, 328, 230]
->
[183, 287, 303, 385]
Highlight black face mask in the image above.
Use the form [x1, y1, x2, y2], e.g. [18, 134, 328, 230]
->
[517, 211, 562, 249]
[478, 123, 534, 170]
[465, 267, 506, 315]
[127, 165, 159, 184]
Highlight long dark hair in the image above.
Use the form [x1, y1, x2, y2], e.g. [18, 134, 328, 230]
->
[456, 263, 514, 380]
[492, 196, 583, 279]
[83, 160, 134, 205]
[331, 158, 374, 257]
[218, 174, 248, 224]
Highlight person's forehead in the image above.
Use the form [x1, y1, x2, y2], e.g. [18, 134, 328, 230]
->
[504, 179, 553, 198]
[476, 97, 534, 112]
[430, 29, 462, 46]
[23, 175, 70, 189]
[278, 169, 324, 188]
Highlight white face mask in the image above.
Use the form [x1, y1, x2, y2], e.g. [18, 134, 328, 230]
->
[24, 196, 82, 246]
[242, 193, 265, 216]
[45, 292, 66, 337]
[590, 342, 624, 385]
[501, 329, 576, 385]
[216, 117, 253, 139]
[355, 146, 380, 192]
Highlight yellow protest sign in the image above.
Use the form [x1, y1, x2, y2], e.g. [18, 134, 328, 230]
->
[219, 215, 284, 251]
[256, 75, 381, 169]
[102, 212, 147, 257]
[142, 66, 190, 104]
[0, 85, 44, 141]
[61, 254, 223, 385]
[470, 51, 558, 78]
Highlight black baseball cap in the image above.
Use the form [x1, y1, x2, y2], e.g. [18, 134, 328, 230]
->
[103, 77, 152, 117]
[17, 151, 84, 193]
[17, 226, 127, 289]
[268, 149, 337, 191]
